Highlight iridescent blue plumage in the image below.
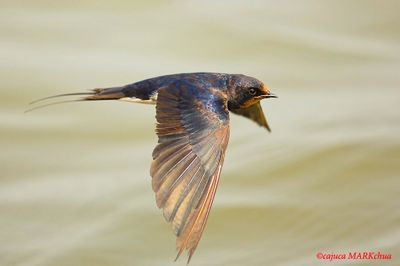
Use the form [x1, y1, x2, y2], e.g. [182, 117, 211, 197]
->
[121, 73, 229, 101]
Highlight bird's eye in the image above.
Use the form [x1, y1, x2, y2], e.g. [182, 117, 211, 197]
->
[248, 87, 257, 96]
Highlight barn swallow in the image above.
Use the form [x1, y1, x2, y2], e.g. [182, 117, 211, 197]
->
[29, 72, 277, 263]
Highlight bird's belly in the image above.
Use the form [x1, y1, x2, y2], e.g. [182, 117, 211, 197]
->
[119, 92, 158, 105]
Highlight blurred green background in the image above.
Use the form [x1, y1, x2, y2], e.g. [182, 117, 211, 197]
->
[1, 1, 399, 265]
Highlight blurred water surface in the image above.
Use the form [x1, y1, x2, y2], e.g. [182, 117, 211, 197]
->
[1, 1, 399, 265]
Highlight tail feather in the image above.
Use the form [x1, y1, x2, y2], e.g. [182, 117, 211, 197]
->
[29, 92, 94, 105]
[25, 99, 84, 113]
[85, 87, 126, 100]
[26, 86, 127, 112]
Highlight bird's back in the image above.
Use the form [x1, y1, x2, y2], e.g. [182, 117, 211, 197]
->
[120, 72, 229, 101]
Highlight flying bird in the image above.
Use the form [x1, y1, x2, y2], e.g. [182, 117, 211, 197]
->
[29, 72, 277, 263]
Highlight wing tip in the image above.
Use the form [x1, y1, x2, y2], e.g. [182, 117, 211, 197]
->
[174, 247, 196, 265]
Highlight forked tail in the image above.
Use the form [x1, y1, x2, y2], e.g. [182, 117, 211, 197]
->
[26, 86, 126, 112]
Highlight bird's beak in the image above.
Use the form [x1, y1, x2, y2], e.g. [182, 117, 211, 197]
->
[258, 92, 278, 99]
[266, 92, 278, 98]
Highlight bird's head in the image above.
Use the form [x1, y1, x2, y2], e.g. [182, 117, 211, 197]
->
[226, 74, 277, 110]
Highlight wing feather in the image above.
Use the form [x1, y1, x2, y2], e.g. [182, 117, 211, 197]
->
[150, 81, 230, 263]
[230, 102, 271, 131]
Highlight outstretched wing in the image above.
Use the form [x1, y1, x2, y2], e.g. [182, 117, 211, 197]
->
[150, 81, 230, 263]
[230, 102, 271, 132]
